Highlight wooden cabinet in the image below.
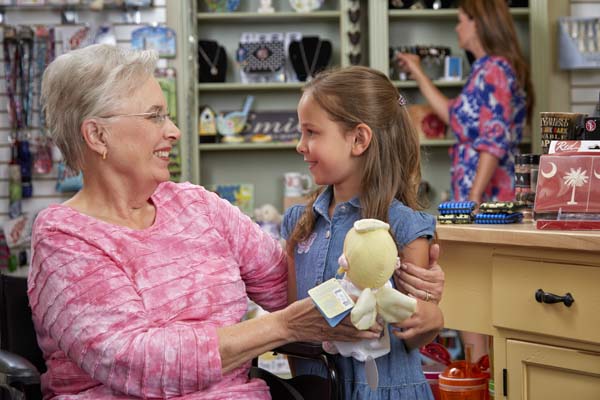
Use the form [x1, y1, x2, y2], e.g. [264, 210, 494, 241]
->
[437, 224, 600, 399]
[506, 340, 600, 399]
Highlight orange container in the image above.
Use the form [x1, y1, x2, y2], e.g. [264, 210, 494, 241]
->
[439, 360, 489, 400]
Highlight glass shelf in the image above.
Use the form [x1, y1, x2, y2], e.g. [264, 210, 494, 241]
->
[197, 10, 341, 23]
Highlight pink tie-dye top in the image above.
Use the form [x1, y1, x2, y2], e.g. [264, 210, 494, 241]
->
[28, 182, 287, 400]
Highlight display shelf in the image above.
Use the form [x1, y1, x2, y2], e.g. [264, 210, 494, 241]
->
[197, 10, 341, 22]
[394, 79, 466, 89]
[388, 8, 529, 19]
[199, 142, 298, 151]
[198, 82, 304, 92]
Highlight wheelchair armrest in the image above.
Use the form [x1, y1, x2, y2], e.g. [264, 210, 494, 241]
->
[272, 342, 326, 360]
[0, 349, 40, 385]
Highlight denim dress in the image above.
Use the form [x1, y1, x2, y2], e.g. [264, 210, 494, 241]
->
[281, 186, 436, 400]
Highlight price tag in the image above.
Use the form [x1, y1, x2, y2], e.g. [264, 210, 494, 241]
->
[308, 278, 354, 327]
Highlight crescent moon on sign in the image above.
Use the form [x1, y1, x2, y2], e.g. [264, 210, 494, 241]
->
[541, 162, 557, 179]
[594, 170, 600, 180]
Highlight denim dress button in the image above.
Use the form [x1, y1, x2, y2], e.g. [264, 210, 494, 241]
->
[325, 230, 331, 238]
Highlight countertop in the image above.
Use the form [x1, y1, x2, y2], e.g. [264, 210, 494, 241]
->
[436, 222, 600, 252]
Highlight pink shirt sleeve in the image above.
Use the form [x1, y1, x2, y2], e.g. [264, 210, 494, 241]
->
[29, 229, 222, 398]
[204, 190, 288, 312]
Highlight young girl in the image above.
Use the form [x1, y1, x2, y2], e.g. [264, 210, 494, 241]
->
[281, 66, 443, 399]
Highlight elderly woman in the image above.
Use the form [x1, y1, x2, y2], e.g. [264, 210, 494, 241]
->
[30, 44, 443, 399]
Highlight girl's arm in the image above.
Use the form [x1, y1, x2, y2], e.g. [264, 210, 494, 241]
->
[392, 238, 444, 349]
[395, 243, 444, 304]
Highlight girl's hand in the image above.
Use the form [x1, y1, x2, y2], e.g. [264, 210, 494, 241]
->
[282, 298, 382, 343]
[391, 299, 444, 346]
[394, 243, 445, 304]
[396, 53, 424, 80]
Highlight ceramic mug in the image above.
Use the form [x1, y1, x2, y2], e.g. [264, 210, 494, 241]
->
[284, 172, 312, 197]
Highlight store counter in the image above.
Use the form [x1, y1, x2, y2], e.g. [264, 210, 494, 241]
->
[436, 223, 600, 399]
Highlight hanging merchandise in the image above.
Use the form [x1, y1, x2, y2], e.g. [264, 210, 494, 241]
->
[32, 26, 55, 175]
[3, 25, 35, 208]
[155, 67, 180, 182]
[56, 162, 83, 193]
[131, 26, 176, 58]
[198, 39, 227, 82]
[8, 146, 23, 219]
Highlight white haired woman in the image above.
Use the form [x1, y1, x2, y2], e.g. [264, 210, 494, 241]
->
[29, 44, 384, 399]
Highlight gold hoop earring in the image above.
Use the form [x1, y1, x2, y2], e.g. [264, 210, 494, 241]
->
[102, 150, 107, 160]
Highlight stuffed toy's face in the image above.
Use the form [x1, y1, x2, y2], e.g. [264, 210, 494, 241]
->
[342, 219, 398, 290]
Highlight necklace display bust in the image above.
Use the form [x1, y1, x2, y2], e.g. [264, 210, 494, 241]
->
[288, 37, 332, 82]
[198, 40, 227, 83]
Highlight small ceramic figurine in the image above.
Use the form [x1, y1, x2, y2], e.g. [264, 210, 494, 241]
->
[257, 0, 275, 13]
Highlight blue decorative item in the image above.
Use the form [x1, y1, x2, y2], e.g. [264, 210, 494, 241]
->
[217, 96, 254, 138]
[204, 0, 240, 12]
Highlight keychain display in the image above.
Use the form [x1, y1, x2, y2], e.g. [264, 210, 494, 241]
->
[32, 26, 55, 175]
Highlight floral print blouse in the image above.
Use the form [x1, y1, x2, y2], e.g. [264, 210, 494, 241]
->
[448, 55, 526, 201]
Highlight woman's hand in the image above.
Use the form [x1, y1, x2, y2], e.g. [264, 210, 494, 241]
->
[391, 299, 444, 349]
[394, 243, 445, 304]
[396, 53, 424, 80]
[281, 298, 382, 343]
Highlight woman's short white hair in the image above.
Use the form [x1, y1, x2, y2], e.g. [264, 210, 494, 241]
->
[41, 44, 158, 172]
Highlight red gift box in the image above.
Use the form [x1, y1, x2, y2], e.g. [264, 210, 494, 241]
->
[534, 141, 600, 230]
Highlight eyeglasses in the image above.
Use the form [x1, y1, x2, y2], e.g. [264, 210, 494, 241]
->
[101, 111, 171, 125]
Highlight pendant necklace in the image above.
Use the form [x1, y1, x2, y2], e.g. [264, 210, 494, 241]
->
[198, 44, 221, 76]
[299, 39, 322, 81]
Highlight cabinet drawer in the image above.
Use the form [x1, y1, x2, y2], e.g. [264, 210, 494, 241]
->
[492, 255, 600, 344]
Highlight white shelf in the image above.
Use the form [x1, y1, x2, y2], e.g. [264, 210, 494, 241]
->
[394, 79, 466, 88]
[198, 82, 304, 92]
[197, 10, 341, 23]
[199, 142, 298, 151]
[388, 8, 529, 20]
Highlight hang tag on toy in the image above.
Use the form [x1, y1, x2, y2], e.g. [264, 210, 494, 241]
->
[365, 355, 379, 390]
[308, 278, 354, 327]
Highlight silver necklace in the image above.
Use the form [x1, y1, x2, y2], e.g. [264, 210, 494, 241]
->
[198, 44, 221, 76]
[299, 39, 322, 81]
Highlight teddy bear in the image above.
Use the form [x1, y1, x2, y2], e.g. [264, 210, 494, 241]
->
[323, 218, 417, 363]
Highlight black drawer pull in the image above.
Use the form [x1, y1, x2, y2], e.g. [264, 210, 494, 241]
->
[535, 289, 574, 307]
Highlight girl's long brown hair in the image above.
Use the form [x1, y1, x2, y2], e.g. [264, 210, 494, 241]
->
[288, 66, 423, 251]
[459, 0, 535, 123]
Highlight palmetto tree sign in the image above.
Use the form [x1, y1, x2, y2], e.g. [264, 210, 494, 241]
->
[563, 167, 589, 205]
